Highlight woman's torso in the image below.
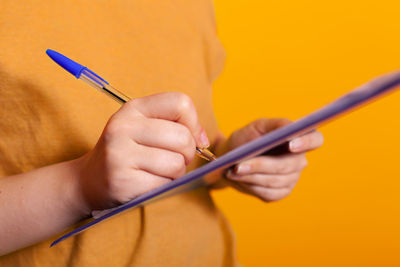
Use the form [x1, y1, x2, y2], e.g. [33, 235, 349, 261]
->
[0, 1, 236, 266]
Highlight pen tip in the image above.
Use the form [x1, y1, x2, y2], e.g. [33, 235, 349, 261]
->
[46, 49, 84, 79]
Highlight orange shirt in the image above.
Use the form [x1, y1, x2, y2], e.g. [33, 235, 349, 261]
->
[0, 1, 237, 266]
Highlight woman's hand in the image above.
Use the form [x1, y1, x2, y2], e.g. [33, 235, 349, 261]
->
[223, 118, 323, 202]
[77, 92, 209, 213]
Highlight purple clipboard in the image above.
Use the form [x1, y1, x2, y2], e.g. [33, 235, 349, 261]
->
[51, 71, 400, 246]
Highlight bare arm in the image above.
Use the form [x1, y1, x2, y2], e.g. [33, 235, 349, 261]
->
[0, 159, 87, 255]
[0, 92, 209, 256]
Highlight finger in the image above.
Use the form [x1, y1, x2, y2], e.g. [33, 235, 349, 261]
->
[112, 169, 171, 204]
[230, 118, 292, 147]
[251, 118, 292, 134]
[233, 153, 308, 175]
[289, 130, 324, 153]
[226, 171, 300, 189]
[121, 92, 209, 148]
[132, 144, 186, 179]
[129, 117, 196, 164]
[237, 183, 291, 202]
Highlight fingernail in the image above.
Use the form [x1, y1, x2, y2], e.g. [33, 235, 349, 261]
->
[289, 138, 303, 151]
[199, 130, 210, 148]
[235, 164, 251, 174]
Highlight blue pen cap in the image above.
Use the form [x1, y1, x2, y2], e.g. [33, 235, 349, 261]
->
[46, 49, 109, 84]
[46, 49, 84, 78]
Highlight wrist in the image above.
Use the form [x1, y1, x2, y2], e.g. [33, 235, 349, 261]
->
[61, 157, 93, 219]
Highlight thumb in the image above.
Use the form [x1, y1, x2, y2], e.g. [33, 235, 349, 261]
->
[229, 118, 292, 148]
[250, 118, 292, 136]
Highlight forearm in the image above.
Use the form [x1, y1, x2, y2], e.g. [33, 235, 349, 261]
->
[0, 158, 88, 255]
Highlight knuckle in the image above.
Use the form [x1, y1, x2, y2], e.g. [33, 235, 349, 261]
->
[176, 93, 194, 113]
[274, 118, 292, 128]
[267, 176, 281, 187]
[259, 190, 273, 202]
[252, 158, 264, 170]
[274, 192, 288, 201]
[260, 189, 287, 202]
[317, 132, 324, 146]
[166, 154, 186, 178]
[104, 124, 119, 141]
[120, 99, 141, 114]
[300, 157, 308, 169]
[247, 122, 263, 140]
[124, 98, 137, 108]
[173, 126, 195, 164]
[291, 173, 301, 185]
[274, 161, 289, 174]
[253, 118, 266, 128]
[259, 195, 270, 202]
[280, 118, 292, 125]
[176, 126, 195, 149]
[104, 119, 130, 142]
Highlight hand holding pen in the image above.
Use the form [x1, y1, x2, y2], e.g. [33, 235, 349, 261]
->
[46, 49, 216, 162]
[47, 50, 215, 212]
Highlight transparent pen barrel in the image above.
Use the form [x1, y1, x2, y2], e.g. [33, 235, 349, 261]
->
[80, 69, 216, 162]
[79, 69, 131, 104]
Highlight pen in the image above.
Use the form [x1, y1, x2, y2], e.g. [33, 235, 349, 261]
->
[46, 49, 216, 162]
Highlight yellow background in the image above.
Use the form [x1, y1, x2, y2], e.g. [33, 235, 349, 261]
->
[211, 1, 400, 266]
